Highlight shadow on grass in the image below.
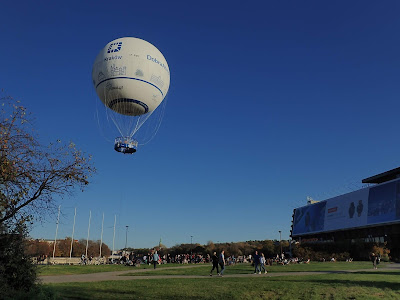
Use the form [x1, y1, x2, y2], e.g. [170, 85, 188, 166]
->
[54, 285, 216, 300]
[277, 278, 400, 291]
[350, 271, 400, 276]
[54, 286, 140, 300]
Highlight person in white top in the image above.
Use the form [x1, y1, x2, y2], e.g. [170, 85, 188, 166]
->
[259, 253, 267, 274]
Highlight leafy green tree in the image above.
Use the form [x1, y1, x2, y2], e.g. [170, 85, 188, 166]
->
[260, 240, 275, 257]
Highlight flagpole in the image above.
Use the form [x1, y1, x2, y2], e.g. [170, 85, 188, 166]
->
[85, 210, 91, 258]
[112, 214, 116, 263]
[52, 205, 61, 261]
[100, 212, 104, 258]
[69, 207, 77, 264]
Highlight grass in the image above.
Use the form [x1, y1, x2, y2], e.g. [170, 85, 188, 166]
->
[120, 261, 384, 276]
[38, 264, 129, 276]
[37, 262, 201, 276]
[47, 271, 400, 299]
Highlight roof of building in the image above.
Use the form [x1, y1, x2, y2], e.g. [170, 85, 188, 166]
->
[362, 167, 400, 184]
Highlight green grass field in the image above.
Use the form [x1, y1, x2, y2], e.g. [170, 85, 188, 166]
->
[38, 261, 380, 276]
[38, 264, 128, 276]
[121, 261, 384, 276]
[42, 262, 400, 299]
[38, 262, 201, 276]
[48, 272, 400, 299]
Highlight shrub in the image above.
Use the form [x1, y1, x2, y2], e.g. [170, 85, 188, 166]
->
[0, 224, 38, 299]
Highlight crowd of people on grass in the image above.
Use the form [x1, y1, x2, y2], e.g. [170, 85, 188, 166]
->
[54, 248, 383, 273]
[112, 248, 328, 275]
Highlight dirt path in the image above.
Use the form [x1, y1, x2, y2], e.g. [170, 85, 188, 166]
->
[39, 263, 400, 284]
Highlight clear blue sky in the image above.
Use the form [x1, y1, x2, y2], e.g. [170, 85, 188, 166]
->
[1, 1, 400, 250]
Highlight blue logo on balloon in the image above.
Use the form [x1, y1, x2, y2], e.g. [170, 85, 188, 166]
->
[107, 42, 122, 53]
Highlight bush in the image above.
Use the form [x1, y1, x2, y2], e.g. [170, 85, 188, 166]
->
[381, 254, 390, 262]
[292, 244, 352, 261]
[0, 224, 38, 299]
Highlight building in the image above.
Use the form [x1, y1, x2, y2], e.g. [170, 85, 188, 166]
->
[291, 167, 400, 260]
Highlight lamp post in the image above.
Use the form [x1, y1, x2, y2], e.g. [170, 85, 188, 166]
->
[278, 230, 282, 258]
[190, 235, 193, 259]
[125, 225, 129, 249]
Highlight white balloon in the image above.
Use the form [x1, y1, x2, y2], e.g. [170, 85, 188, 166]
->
[92, 37, 170, 116]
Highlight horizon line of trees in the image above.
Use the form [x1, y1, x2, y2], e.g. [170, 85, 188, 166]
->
[26, 237, 111, 258]
[24, 237, 393, 262]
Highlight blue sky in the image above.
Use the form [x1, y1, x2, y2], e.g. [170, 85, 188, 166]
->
[1, 1, 400, 250]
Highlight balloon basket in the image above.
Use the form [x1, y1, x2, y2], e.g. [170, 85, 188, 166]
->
[114, 137, 138, 154]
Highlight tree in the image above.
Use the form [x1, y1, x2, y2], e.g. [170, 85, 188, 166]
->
[25, 239, 52, 258]
[57, 237, 73, 257]
[205, 241, 215, 254]
[227, 243, 241, 257]
[0, 96, 96, 226]
[0, 223, 38, 298]
[0, 94, 95, 298]
[260, 240, 275, 257]
[193, 244, 205, 254]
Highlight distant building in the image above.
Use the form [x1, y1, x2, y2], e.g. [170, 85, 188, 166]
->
[291, 167, 400, 259]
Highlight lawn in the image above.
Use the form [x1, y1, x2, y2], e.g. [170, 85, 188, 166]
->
[38, 264, 129, 276]
[37, 262, 203, 276]
[120, 261, 384, 276]
[38, 261, 384, 276]
[48, 271, 400, 299]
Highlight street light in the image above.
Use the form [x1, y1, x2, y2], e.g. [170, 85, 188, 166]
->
[190, 235, 194, 263]
[278, 230, 282, 258]
[125, 225, 129, 249]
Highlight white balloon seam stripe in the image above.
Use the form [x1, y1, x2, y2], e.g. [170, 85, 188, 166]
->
[96, 76, 164, 97]
[108, 98, 149, 114]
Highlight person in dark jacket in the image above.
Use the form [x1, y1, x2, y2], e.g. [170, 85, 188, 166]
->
[210, 251, 219, 276]
[371, 253, 378, 270]
[253, 251, 260, 274]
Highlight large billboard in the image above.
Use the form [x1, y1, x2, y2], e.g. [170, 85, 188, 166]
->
[292, 178, 400, 236]
[324, 188, 369, 232]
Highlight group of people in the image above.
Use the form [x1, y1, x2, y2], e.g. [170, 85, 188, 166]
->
[210, 250, 226, 276]
[143, 251, 208, 269]
[252, 251, 268, 274]
[209, 250, 271, 276]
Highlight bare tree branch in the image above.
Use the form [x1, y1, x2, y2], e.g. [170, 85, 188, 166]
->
[0, 94, 96, 226]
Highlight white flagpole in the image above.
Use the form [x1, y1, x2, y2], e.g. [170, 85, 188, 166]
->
[85, 210, 91, 258]
[100, 212, 104, 258]
[112, 214, 116, 263]
[52, 205, 61, 260]
[69, 207, 77, 264]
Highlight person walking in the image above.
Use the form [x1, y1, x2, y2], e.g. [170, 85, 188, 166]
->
[253, 251, 260, 274]
[153, 250, 159, 269]
[219, 250, 226, 276]
[209, 251, 219, 276]
[260, 253, 267, 274]
[371, 253, 378, 270]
